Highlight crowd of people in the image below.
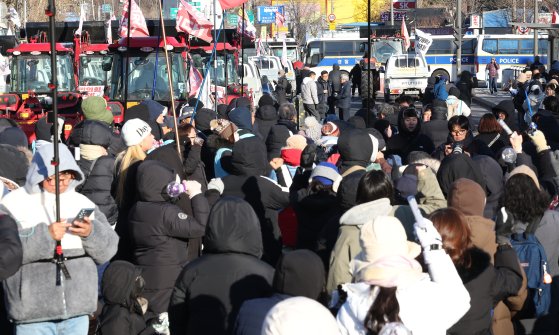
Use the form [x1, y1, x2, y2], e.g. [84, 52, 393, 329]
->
[0, 59, 559, 335]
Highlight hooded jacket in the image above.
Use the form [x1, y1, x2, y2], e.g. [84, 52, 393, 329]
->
[472, 155, 504, 219]
[169, 197, 274, 335]
[74, 120, 118, 225]
[388, 111, 435, 161]
[0, 214, 22, 281]
[229, 107, 253, 131]
[421, 100, 449, 149]
[492, 100, 518, 132]
[434, 79, 449, 101]
[301, 77, 319, 105]
[234, 250, 326, 335]
[128, 160, 209, 314]
[266, 119, 298, 161]
[254, 105, 278, 141]
[97, 261, 155, 335]
[0, 143, 118, 324]
[68, 120, 125, 157]
[437, 153, 486, 197]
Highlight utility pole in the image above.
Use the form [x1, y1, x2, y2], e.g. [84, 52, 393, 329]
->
[453, 0, 462, 75]
[533, 0, 538, 58]
[390, 0, 394, 25]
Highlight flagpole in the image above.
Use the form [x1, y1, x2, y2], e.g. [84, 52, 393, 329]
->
[124, 0, 133, 110]
[241, 3, 245, 96]
[223, 9, 228, 103]
[158, 0, 181, 156]
[213, 0, 218, 115]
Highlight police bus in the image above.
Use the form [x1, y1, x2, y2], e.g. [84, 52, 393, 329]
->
[422, 35, 477, 82]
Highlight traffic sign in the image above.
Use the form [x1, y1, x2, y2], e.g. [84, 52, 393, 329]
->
[392, 1, 416, 9]
[380, 11, 406, 22]
[257, 6, 285, 24]
[101, 4, 112, 13]
[328, 13, 336, 22]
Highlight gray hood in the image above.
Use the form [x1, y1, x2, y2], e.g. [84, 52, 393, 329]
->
[25, 143, 84, 194]
[339, 198, 392, 226]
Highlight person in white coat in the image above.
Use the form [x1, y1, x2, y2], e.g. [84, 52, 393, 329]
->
[336, 215, 470, 335]
[301, 71, 319, 119]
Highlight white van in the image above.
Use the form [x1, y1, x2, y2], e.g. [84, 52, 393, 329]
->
[249, 55, 296, 92]
[241, 59, 264, 105]
[383, 54, 430, 102]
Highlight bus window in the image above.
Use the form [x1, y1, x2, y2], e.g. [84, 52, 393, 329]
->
[462, 39, 476, 54]
[538, 39, 548, 54]
[324, 41, 355, 56]
[498, 39, 519, 54]
[482, 39, 498, 54]
[427, 39, 453, 54]
[520, 39, 534, 54]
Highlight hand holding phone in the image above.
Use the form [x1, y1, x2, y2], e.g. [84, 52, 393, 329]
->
[69, 208, 94, 238]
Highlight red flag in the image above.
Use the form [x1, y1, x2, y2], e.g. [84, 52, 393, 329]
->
[553, 11, 559, 24]
[218, 0, 249, 10]
[188, 56, 203, 98]
[176, 0, 213, 43]
[401, 18, 410, 51]
[275, 11, 285, 28]
[119, 0, 149, 38]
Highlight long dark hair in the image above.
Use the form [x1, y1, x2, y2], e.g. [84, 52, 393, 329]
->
[364, 287, 401, 334]
[502, 174, 549, 223]
[430, 208, 473, 269]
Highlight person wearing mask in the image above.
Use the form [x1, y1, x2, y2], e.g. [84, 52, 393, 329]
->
[486, 58, 500, 95]
[113, 119, 155, 261]
[336, 73, 352, 121]
[0, 143, 119, 334]
[301, 71, 319, 119]
[336, 215, 471, 335]
[316, 70, 331, 120]
[169, 197, 275, 335]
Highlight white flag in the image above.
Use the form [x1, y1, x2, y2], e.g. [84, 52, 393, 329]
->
[75, 4, 86, 36]
[281, 37, 288, 68]
[414, 29, 433, 57]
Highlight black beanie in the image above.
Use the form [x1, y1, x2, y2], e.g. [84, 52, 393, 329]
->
[195, 108, 216, 132]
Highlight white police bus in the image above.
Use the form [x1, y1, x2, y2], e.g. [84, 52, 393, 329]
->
[422, 35, 478, 82]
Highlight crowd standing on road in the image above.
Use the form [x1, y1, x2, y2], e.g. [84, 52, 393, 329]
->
[2, 60, 559, 335]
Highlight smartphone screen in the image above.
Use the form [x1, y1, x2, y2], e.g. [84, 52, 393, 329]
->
[74, 208, 94, 224]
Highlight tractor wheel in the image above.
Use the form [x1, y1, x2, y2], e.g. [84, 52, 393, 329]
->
[360, 71, 376, 102]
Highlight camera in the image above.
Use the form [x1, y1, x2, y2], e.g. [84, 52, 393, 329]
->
[452, 143, 463, 154]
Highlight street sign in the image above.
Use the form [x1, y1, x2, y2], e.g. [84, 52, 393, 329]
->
[226, 13, 238, 28]
[470, 14, 481, 28]
[169, 7, 178, 19]
[257, 6, 285, 24]
[392, 1, 416, 9]
[329, 23, 336, 30]
[101, 4, 112, 13]
[380, 11, 406, 22]
[328, 13, 336, 22]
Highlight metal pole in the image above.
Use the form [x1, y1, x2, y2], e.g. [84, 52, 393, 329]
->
[223, 10, 228, 103]
[367, 0, 371, 123]
[123, 0, 133, 110]
[157, 0, 181, 156]
[533, 0, 538, 58]
[241, 3, 245, 95]
[23, 0, 27, 25]
[390, 0, 394, 25]
[213, 0, 217, 113]
[456, 0, 462, 75]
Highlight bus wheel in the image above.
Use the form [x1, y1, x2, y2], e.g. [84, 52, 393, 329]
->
[431, 69, 450, 80]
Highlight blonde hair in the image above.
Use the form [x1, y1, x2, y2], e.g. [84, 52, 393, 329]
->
[115, 144, 147, 206]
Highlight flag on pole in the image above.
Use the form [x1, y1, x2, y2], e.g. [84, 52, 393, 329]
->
[176, 0, 214, 43]
[189, 58, 203, 98]
[414, 29, 433, 57]
[218, 0, 249, 10]
[119, 0, 149, 38]
[275, 10, 285, 28]
[281, 37, 289, 68]
[75, 4, 86, 36]
[8, 7, 20, 29]
[553, 11, 559, 24]
[237, 7, 256, 40]
[105, 16, 114, 44]
[401, 18, 410, 52]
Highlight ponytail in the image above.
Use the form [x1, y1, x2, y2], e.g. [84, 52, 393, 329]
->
[364, 286, 401, 335]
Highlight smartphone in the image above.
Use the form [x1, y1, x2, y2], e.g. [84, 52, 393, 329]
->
[73, 208, 94, 225]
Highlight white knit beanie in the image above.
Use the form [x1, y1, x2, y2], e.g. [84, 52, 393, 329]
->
[122, 118, 152, 147]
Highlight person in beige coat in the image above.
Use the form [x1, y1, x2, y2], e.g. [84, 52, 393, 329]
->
[326, 166, 446, 293]
[448, 178, 527, 335]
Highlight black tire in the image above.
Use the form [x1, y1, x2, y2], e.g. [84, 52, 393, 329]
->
[360, 71, 376, 101]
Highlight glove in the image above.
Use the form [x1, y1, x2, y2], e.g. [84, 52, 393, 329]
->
[414, 218, 442, 250]
[495, 207, 514, 245]
[528, 130, 549, 153]
[207, 178, 225, 194]
[150, 312, 170, 335]
[183, 180, 202, 199]
[300, 143, 317, 170]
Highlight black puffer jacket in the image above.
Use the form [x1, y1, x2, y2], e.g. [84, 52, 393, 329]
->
[387, 111, 435, 161]
[448, 247, 522, 335]
[98, 261, 156, 335]
[220, 138, 290, 265]
[68, 120, 125, 156]
[437, 152, 486, 197]
[169, 197, 274, 335]
[128, 160, 209, 314]
[75, 120, 119, 225]
[254, 105, 278, 141]
[0, 214, 22, 281]
[266, 119, 298, 160]
[420, 100, 448, 150]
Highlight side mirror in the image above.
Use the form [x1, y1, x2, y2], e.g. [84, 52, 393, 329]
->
[310, 54, 320, 67]
[101, 56, 112, 71]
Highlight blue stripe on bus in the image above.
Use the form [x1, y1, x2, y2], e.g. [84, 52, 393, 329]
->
[425, 55, 475, 64]
[318, 57, 361, 66]
[475, 55, 547, 65]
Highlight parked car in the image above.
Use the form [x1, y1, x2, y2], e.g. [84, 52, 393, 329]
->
[383, 54, 430, 102]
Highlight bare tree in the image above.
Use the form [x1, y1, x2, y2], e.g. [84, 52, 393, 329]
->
[353, 0, 389, 22]
[283, 0, 323, 45]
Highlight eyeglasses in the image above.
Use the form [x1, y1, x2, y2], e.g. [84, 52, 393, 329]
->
[451, 129, 467, 136]
[45, 171, 74, 185]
